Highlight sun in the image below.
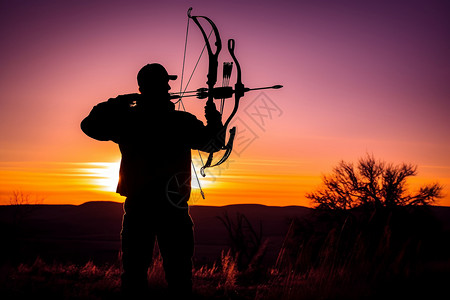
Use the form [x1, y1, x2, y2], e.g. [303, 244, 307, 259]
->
[84, 159, 218, 194]
[85, 161, 121, 192]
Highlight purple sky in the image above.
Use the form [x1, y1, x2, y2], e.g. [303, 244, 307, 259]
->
[1, 0, 449, 205]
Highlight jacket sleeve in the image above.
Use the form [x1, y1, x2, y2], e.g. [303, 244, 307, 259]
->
[80, 94, 136, 142]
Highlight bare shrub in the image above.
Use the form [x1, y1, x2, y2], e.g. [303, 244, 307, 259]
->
[306, 155, 443, 210]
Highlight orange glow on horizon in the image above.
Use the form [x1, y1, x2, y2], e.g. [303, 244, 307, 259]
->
[1, 158, 447, 208]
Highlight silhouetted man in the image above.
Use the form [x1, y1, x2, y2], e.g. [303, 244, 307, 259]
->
[81, 63, 223, 297]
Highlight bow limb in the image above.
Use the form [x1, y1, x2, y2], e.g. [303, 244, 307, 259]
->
[187, 7, 222, 105]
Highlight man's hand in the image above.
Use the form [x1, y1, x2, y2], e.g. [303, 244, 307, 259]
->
[204, 101, 222, 123]
[112, 93, 141, 107]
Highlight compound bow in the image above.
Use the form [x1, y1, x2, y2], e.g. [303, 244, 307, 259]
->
[173, 7, 282, 190]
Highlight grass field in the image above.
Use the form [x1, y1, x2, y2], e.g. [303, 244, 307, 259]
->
[1, 204, 450, 299]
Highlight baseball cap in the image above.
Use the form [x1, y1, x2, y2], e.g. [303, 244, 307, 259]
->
[137, 63, 177, 86]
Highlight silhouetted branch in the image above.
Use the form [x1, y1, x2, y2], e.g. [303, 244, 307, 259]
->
[306, 154, 443, 211]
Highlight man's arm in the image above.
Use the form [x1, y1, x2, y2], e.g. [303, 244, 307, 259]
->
[81, 94, 136, 142]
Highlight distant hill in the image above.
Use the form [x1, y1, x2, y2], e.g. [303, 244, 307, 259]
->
[1, 202, 449, 266]
[0, 202, 312, 266]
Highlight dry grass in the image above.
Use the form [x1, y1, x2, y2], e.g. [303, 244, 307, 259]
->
[1, 208, 449, 300]
[1, 250, 254, 300]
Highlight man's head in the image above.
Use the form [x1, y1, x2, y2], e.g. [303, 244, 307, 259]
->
[137, 63, 177, 97]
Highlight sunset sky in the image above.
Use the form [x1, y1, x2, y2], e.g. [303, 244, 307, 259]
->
[1, 0, 449, 207]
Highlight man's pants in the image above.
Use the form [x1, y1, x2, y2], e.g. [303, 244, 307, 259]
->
[120, 196, 194, 296]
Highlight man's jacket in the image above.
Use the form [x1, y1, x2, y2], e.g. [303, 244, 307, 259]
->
[81, 94, 223, 204]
